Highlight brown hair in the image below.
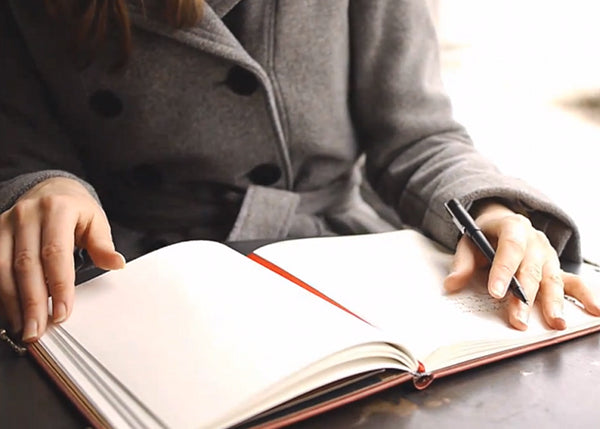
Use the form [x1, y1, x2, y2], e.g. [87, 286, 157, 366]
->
[43, 0, 203, 67]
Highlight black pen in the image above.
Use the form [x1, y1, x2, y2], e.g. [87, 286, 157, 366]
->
[444, 198, 529, 305]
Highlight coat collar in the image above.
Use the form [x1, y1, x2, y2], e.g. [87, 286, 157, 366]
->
[128, 0, 252, 65]
[132, 0, 243, 18]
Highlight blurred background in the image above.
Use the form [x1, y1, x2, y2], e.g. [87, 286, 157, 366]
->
[429, 0, 600, 261]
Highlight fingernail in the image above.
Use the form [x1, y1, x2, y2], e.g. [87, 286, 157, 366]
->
[443, 273, 459, 292]
[445, 271, 458, 283]
[516, 303, 529, 326]
[116, 252, 126, 268]
[22, 319, 38, 342]
[552, 303, 564, 320]
[490, 280, 506, 298]
[53, 302, 67, 323]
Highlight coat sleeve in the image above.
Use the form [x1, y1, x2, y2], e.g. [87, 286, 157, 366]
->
[348, 0, 581, 261]
[0, 3, 98, 214]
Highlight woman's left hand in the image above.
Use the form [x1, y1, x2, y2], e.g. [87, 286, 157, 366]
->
[443, 200, 600, 330]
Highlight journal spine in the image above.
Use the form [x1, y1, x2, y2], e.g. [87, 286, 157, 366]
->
[0, 328, 27, 356]
[410, 361, 434, 390]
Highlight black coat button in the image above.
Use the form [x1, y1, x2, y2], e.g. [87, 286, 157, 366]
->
[89, 90, 123, 117]
[247, 163, 282, 186]
[131, 164, 163, 188]
[225, 66, 259, 96]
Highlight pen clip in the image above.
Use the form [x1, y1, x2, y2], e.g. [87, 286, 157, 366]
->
[444, 201, 466, 234]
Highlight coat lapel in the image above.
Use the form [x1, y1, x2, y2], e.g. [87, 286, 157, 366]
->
[129, 0, 293, 188]
[127, 0, 293, 187]
[206, 0, 245, 17]
[128, 0, 252, 67]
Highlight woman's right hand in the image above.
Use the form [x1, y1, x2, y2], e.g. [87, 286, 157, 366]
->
[0, 177, 125, 342]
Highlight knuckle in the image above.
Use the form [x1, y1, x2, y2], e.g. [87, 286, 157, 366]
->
[534, 230, 550, 245]
[544, 272, 564, 289]
[502, 235, 527, 254]
[10, 199, 36, 224]
[515, 214, 532, 228]
[48, 280, 71, 297]
[495, 262, 516, 278]
[548, 272, 563, 283]
[13, 249, 37, 273]
[20, 294, 42, 315]
[41, 242, 68, 262]
[507, 213, 532, 229]
[38, 193, 68, 212]
[518, 263, 543, 282]
[10, 194, 70, 224]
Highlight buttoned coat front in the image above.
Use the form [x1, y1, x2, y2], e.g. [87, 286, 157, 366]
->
[0, 0, 580, 261]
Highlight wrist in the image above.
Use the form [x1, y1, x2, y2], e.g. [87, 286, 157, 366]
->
[470, 198, 518, 222]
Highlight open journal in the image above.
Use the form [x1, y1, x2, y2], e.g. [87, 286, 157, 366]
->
[23, 230, 600, 429]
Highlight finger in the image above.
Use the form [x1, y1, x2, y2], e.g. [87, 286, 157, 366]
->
[11, 203, 48, 342]
[41, 203, 78, 324]
[563, 271, 600, 316]
[0, 225, 22, 332]
[538, 260, 567, 330]
[487, 215, 531, 299]
[444, 236, 480, 292]
[506, 238, 545, 330]
[506, 298, 529, 331]
[75, 209, 125, 270]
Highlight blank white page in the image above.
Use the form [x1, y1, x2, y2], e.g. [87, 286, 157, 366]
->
[254, 230, 454, 357]
[40, 241, 395, 429]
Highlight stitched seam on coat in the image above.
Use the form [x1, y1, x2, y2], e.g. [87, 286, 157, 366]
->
[264, 2, 292, 156]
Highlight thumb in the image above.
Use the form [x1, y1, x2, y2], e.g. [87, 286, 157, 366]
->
[77, 212, 126, 270]
[444, 237, 478, 292]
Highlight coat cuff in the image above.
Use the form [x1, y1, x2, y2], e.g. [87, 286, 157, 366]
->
[419, 179, 581, 263]
[0, 170, 99, 213]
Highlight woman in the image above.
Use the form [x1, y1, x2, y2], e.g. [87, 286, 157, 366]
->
[1, 0, 598, 342]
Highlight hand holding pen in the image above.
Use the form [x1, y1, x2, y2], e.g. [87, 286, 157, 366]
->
[445, 199, 529, 304]
[442, 198, 600, 331]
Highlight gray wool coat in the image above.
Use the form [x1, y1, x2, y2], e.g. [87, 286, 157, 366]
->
[0, 0, 581, 262]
